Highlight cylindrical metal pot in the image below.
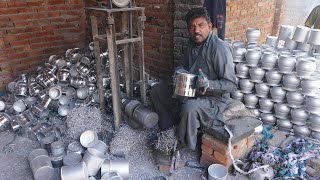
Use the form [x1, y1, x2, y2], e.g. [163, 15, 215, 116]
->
[132, 105, 159, 128]
[235, 63, 249, 78]
[274, 103, 290, 119]
[246, 28, 261, 43]
[266, 36, 278, 47]
[308, 114, 320, 132]
[243, 94, 258, 108]
[101, 171, 122, 180]
[61, 162, 88, 180]
[232, 46, 246, 62]
[277, 119, 293, 132]
[12, 99, 26, 113]
[308, 29, 320, 45]
[15, 82, 28, 97]
[291, 108, 308, 125]
[63, 152, 83, 166]
[297, 42, 311, 52]
[239, 79, 254, 93]
[124, 100, 141, 118]
[301, 78, 320, 96]
[255, 83, 270, 98]
[82, 148, 107, 176]
[286, 91, 304, 108]
[231, 90, 244, 102]
[245, 49, 261, 67]
[0, 113, 12, 131]
[249, 67, 265, 83]
[30, 155, 54, 180]
[293, 125, 311, 137]
[278, 25, 295, 40]
[58, 105, 70, 117]
[88, 140, 107, 155]
[270, 87, 286, 103]
[28, 149, 49, 163]
[258, 98, 274, 113]
[266, 70, 282, 86]
[282, 74, 300, 91]
[48, 86, 62, 100]
[296, 57, 317, 79]
[306, 96, 320, 115]
[260, 113, 276, 125]
[51, 140, 65, 157]
[67, 141, 85, 155]
[277, 55, 296, 74]
[29, 82, 43, 97]
[284, 38, 298, 50]
[311, 131, 320, 140]
[31, 104, 50, 118]
[292, 26, 310, 43]
[261, 52, 278, 70]
[80, 130, 98, 148]
[101, 159, 130, 179]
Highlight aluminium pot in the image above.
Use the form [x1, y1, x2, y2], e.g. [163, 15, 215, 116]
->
[270, 87, 286, 103]
[278, 25, 295, 40]
[61, 162, 88, 180]
[291, 108, 308, 125]
[297, 42, 311, 52]
[274, 103, 290, 119]
[63, 152, 83, 166]
[260, 113, 276, 125]
[266, 36, 278, 47]
[235, 63, 249, 78]
[301, 78, 320, 96]
[277, 55, 296, 74]
[255, 83, 270, 98]
[261, 52, 278, 70]
[284, 38, 298, 50]
[245, 49, 261, 67]
[286, 91, 304, 108]
[249, 67, 265, 83]
[282, 74, 300, 91]
[231, 90, 244, 102]
[306, 96, 320, 115]
[258, 98, 274, 113]
[308, 29, 320, 45]
[292, 26, 310, 43]
[265, 70, 282, 86]
[246, 28, 261, 43]
[277, 119, 293, 132]
[311, 131, 320, 140]
[232, 46, 246, 62]
[101, 159, 129, 179]
[296, 57, 317, 79]
[293, 125, 311, 137]
[82, 148, 107, 176]
[243, 94, 258, 108]
[239, 79, 254, 93]
[30, 155, 54, 180]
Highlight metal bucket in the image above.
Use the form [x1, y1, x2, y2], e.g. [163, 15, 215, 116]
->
[208, 164, 228, 180]
[174, 73, 197, 97]
[132, 105, 159, 128]
[101, 159, 130, 179]
[61, 162, 88, 180]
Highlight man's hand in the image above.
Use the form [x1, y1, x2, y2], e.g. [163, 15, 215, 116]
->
[195, 68, 209, 95]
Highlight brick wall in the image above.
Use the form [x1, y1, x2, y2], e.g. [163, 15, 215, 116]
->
[0, 0, 86, 90]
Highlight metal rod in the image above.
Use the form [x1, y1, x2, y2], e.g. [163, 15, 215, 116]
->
[106, 14, 122, 129]
[90, 16, 107, 114]
[138, 14, 146, 104]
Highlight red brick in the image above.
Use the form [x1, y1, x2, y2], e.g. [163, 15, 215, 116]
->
[48, 0, 65, 5]
[201, 144, 214, 155]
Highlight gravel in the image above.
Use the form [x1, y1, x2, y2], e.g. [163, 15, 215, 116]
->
[65, 106, 103, 143]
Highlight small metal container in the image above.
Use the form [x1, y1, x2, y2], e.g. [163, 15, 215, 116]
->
[68, 141, 85, 155]
[28, 149, 49, 164]
[82, 148, 107, 176]
[101, 159, 129, 179]
[278, 25, 295, 40]
[270, 87, 286, 103]
[291, 108, 308, 125]
[292, 26, 310, 43]
[132, 105, 159, 128]
[15, 82, 28, 97]
[31, 104, 50, 118]
[51, 140, 65, 157]
[61, 162, 88, 180]
[63, 152, 83, 166]
[0, 113, 12, 131]
[274, 103, 290, 119]
[30, 155, 54, 180]
[80, 130, 98, 148]
[255, 83, 270, 98]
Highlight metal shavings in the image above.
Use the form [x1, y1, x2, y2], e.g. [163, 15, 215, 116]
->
[109, 123, 141, 156]
[65, 106, 102, 143]
[155, 128, 177, 154]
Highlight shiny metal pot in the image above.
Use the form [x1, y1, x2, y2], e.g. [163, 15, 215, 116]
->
[291, 108, 308, 125]
[260, 113, 276, 125]
[286, 91, 304, 108]
[293, 125, 311, 137]
[265, 70, 282, 86]
[261, 52, 278, 70]
[274, 103, 290, 119]
[277, 55, 296, 74]
[258, 98, 274, 113]
[270, 87, 286, 103]
[239, 79, 254, 93]
[255, 83, 270, 98]
[243, 94, 258, 108]
[282, 74, 300, 91]
[235, 63, 249, 78]
[249, 67, 265, 83]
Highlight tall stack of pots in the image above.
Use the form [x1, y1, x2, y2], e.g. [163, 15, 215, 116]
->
[230, 26, 320, 140]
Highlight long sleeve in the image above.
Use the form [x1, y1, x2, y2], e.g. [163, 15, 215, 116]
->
[207, 42, 237, 93]
[305, 6, 320, 27]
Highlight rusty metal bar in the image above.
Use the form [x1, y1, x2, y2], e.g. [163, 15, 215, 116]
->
[90, 16, 107, 114]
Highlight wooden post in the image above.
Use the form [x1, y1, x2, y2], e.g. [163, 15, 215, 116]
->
[138, 12, 146, 104]
[90, 16, 107, 114]
[106, 13, 122, 129]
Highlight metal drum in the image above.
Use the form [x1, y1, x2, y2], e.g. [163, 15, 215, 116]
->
[174, 73, 197, 97]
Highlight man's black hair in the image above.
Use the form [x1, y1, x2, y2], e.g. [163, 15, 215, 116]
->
[185, 7, 211, 26]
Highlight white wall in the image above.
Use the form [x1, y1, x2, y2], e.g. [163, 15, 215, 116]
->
[282, 0, 320, 26]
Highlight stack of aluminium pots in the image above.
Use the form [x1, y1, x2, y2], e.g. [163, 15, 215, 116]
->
[230, 26, 320, 140]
